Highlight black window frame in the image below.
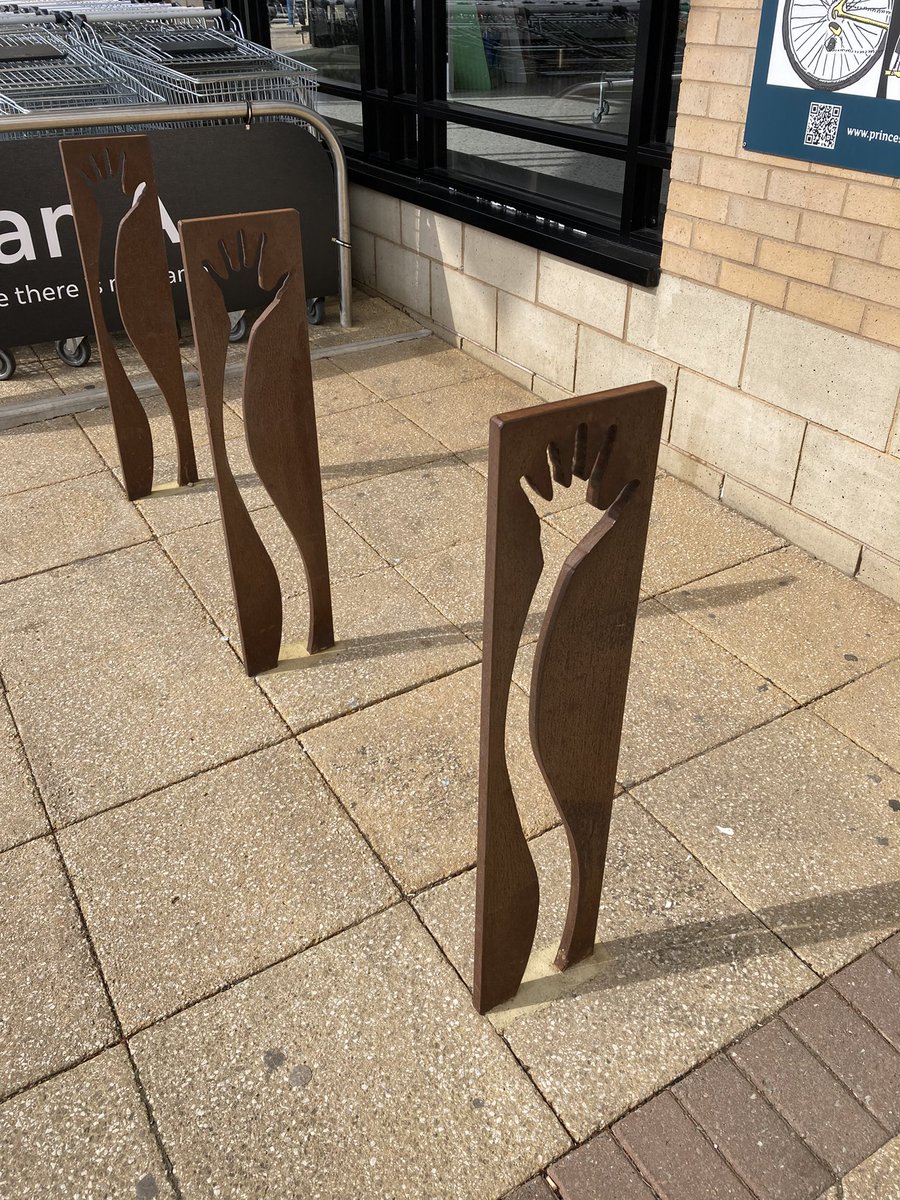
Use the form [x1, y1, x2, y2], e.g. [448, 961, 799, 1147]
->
[317, 0, 685, 285]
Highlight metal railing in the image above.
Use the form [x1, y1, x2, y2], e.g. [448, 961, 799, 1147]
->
[0, 97, 352, 326]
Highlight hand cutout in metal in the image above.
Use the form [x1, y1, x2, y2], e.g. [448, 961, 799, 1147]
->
[180, 209, 334, 677]
[60, 135, 197, 500]
[203, 230, 289, 314]
[474, 385, 666, 1014]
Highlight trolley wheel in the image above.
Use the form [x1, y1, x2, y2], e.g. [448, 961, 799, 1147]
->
[0, 348, 15, 381]
[228, 314, 248, 343]
[307, 296, 326, 325]
[55, 337, 91, 368]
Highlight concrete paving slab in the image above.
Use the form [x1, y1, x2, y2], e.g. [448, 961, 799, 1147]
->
[390, 373, 537, 451]
[0, 693, 46, 853]
[60, 741, 396, 1031]
[133, 434, 271, 538]
[162, 506, 382, 638]
[339, 334, 491, 399]
[0, 543, 285, 825]
[660, 546, 900, 703]
[306, 293, 425, 352]
[814, 658, 900, 774]
[76, 385, 243, 473]
[842, 1136, 900, 1200]
[397, 523, 575, 646]
[309, 358, 381, 418]
[634, 708, 900, 974]
[0, 838, 115, 1100]
[548, 475, 784, 596]
[304, 665, 557, 892]
[0, 357, 61, 403]
[0, 417, 104, 496]
[415, 801, 814, 1138]
[318, 401, 449, 493]
[328, 458, 487, 564]
[513, 598, 795, 787]
[130, 904, 571, 1200]
[224, 357, 379, 421]
[259, 567, 479, 731]
[0, 1047, 174, 1200]
[0, 472, 150, 583]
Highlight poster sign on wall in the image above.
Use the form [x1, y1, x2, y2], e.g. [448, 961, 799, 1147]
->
[744, 0, 900, 176]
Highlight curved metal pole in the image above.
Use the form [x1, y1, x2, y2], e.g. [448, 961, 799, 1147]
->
[0, 100, 353, 326]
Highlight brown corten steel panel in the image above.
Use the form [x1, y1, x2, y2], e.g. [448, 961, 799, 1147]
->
[782, 984, 900, 1133]
[831, 952, 900, 1052]
[473, 384, 666, 1013]
[180, 211, 334, 676]
[613, 1092, 756, 1200]
[729, 1017, 886, 1176]
[548, 1131, 657, 1200]
[673, 1054, 833, 1200]
[60, 136, 197, 500]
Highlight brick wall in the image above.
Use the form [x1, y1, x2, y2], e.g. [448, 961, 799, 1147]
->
[664, 0, 900, 348]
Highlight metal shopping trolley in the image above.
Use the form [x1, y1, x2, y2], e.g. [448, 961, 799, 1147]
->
[79, 13, 325, 326]
[0, 22, 166, 377]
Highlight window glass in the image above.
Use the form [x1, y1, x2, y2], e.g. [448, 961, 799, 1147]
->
[316, 94, 364, 146]
[303, 0, 362, 85]
[447, 0, 639, 135]
[446, 122, 624, 222]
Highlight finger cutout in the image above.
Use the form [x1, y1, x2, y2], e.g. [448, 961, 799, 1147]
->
[554, 429, 576, 488]
[252, 231, 266, 277]
[524, 444, 554, 501]
[572, 422, 588, 480]
[585, 423, 618, 509]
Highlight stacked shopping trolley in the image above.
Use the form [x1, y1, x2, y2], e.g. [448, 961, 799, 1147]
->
[0, 2, 320, 379]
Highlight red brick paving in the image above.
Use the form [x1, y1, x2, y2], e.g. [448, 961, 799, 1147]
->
[673, 1054, 832, 1200]
[614, 1093, 756, 1200]
[832, 953, 900, 1052]
[505, 934, 900, 1200]
[782, 984, 900, 1132]
[548, 1131, 656, 1199]
[730, 1016, 885, 1175]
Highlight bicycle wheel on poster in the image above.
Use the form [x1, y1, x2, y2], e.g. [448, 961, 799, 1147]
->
[782, 0, 892, 90]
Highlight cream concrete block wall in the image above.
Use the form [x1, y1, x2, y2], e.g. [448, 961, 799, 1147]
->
[349, 184, 900, 604]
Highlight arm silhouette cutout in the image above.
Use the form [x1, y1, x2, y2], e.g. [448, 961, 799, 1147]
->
[60, 136, 196, 499]
[180, 210, 333, 675]
[474, 385, 665, 1013]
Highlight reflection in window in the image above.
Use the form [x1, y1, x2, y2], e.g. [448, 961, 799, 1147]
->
[446, 123, 624, 220]
[303, 0, 361, 84]
[449, 0, 640, 134]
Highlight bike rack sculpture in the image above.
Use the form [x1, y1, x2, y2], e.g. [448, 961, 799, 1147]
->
[60, 134, 197, 500]
[473, 384, 666, 1014]
[179, 208, 334, 676]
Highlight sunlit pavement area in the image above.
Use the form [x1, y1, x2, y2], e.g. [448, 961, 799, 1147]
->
[1, 291, 899, 1199]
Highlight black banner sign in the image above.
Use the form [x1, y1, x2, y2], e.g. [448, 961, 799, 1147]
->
[0, 121, 339, 347]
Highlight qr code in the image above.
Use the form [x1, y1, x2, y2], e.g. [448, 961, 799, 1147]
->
[804, 101, 842, 150]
